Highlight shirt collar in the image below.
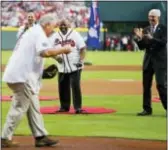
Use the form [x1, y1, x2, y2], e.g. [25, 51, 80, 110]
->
[154, 23, 159, 29]
[151, 23, 159, 30]
[151, 23, 159, 33]
[58, 28, 72, 37]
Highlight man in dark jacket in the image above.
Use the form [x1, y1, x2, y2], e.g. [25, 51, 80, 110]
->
[134, 9, 167, 116]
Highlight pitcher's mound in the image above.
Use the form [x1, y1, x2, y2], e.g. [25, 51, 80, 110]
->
[40, 106, 116, 114]
[152, 97, 160, 102]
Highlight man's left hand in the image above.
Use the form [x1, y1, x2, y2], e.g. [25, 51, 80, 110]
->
[143, 33, 153, 40]
[75, 60, 84, 68]
[42, 64, 58, 79]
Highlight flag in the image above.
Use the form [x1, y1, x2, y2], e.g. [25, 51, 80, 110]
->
[87, 1, 101, 49]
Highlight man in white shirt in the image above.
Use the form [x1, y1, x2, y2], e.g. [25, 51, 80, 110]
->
[1, 14, 71, 148]
[17, 12, 36, 39]
[49, 19, 86, 114]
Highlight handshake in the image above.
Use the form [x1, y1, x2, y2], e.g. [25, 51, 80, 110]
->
[54, 45, 71, 63]
[55, 56, 84, 68]
[61, 45, 72, 54]
[134, 28, 153, 41]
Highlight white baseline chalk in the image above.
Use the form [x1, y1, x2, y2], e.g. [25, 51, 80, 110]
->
[109, 79, 135, 82]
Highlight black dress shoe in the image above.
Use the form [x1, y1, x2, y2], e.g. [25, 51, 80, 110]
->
[56, 108, 69, 113]
[137, 110, 152, 116]
[75, 109, 87, 114]
[35, 136, 59, 147]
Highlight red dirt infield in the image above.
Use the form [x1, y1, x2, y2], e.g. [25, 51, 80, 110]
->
[2, 136, 166, 150]
[40, 80, 158, 96]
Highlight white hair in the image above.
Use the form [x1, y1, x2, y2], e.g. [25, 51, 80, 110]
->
[148, 9, 161, 17]
[39, 13, 56, 26]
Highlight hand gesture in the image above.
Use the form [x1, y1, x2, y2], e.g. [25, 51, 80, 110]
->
[134, 28, 143, 39]
[143, 31, 153, 40]
[63, 45, 71, 54]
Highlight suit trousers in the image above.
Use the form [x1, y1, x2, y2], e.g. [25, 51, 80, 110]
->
[143, 58, 167, 112]
[58, 70, 82, 111]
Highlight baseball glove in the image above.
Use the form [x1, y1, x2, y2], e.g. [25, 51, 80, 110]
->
[42, 64, 58, 79]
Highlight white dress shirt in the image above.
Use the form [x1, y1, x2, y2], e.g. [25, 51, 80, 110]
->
[3, 24, 52, 94]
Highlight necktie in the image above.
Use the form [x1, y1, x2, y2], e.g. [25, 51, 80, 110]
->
[151, 26, 155, 35]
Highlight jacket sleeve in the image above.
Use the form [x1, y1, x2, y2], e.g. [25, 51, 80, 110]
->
[134, 27, 150, 50]
[134, 38, 146, 50]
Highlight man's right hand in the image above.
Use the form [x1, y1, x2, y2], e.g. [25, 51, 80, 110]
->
[40, 46, 71, 58]
[63, 46, 71, 54]
[134, 28, 143, 39]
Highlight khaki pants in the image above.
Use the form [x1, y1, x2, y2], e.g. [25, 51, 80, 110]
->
[2, 83, 48, 140]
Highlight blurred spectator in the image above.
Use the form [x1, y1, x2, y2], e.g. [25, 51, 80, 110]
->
[17, 12, 36, 39]
[114, 37, 119, 50]
[121, 36, 128, 51]
[104, 34, 140, 51]
[116, 39, 121, 51]
[105, 37, 111, 51]
[110, 37, 115, 51]
[132, 39, 140, 52]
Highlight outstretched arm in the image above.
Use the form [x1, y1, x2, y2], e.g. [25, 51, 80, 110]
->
[40, 47, 71, 57]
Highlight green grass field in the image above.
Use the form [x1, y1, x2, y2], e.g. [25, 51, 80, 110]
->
[2, 51, 143, 65]
[1, 51, 166, 140]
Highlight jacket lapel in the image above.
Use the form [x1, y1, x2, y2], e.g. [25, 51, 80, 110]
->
[153, 24, 161, 36]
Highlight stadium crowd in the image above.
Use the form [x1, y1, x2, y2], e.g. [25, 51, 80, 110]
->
[105, 35, 140, 51]
[1, 1, 140, 51]
[1, 1, 90, 28]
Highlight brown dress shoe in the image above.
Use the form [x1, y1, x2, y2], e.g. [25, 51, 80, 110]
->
[1, 139, 19, 148]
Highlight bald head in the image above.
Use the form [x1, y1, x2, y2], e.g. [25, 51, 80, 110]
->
[148, 9, 161, 26]
[59, 19, 70, 26]
[59, 19, 70, 35]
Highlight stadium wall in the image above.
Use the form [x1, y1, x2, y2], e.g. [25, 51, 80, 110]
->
[98, 1, 167, 25]
[2, 28, 107, 50]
